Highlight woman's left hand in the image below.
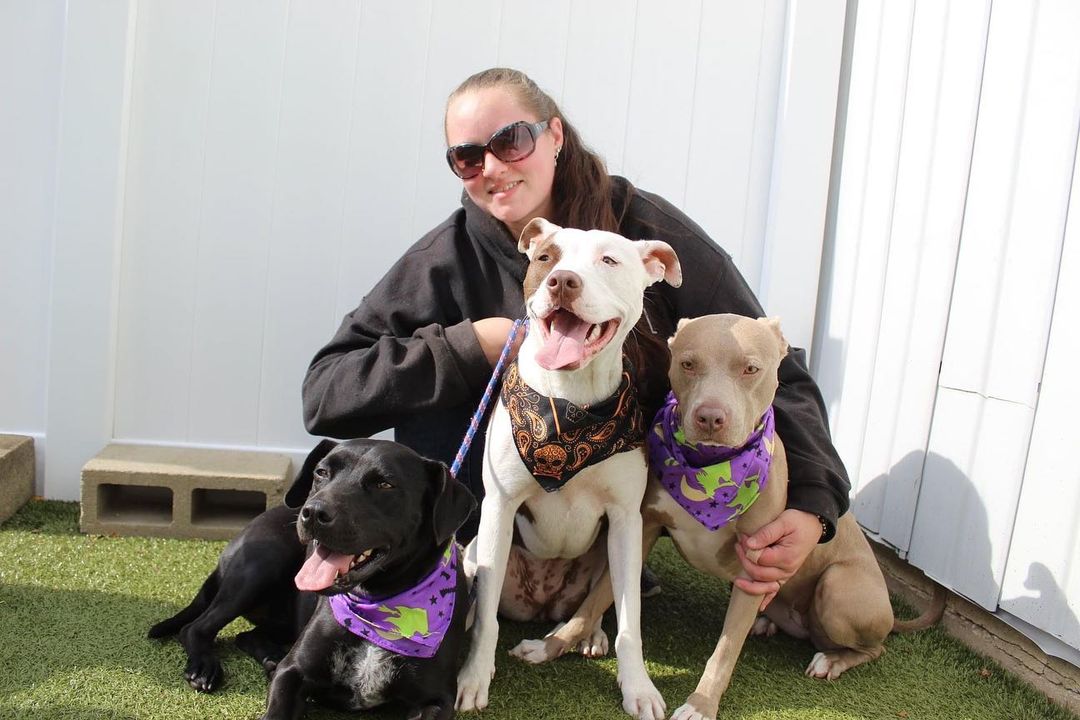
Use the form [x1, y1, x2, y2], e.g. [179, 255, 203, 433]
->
[733, 508, 823, 609]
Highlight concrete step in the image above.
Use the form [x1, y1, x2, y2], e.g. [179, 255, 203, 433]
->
[80, 444, 292, 540]
[0, 435, 35, 525]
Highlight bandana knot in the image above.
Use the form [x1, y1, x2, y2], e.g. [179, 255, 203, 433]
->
[328, 542, 459, 658]
[647, 392, 775, 531]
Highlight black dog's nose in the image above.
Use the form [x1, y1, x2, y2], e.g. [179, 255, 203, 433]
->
[300, 499, 334, 528]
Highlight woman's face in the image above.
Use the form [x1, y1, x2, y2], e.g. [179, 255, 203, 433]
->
[445, 87, 564, 241]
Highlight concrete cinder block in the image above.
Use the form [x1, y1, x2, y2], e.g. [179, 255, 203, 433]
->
[80, 444, 293, 541]
[0, 435, 35, 525]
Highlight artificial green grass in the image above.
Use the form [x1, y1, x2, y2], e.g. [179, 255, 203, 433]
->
[0, 499, 1073, 720]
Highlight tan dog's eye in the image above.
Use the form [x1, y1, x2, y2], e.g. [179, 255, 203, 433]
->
[602, 255, 618, 266]
[680, 359, 694, 372]
[745, 365, 760, 376]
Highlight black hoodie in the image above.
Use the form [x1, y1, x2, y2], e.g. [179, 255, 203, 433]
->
[302, 177, 850, 542]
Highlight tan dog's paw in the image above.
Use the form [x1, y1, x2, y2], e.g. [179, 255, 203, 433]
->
[805, 651, 843, 681]
[577, 625, 609, 658]
[750, 615, 778, 637]
[509, 637, 562, 664]
[670, 692, 718, 720]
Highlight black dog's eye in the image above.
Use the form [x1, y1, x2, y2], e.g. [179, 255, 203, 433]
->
[375, 480, 394, 490]
[313, 467, 329, 481]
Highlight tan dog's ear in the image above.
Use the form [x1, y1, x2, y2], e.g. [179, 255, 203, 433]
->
[518, 218, 562, 257]
[669, 317, 694, 346]
[760, 316, 789, 359]
[637, 240, 682, 287]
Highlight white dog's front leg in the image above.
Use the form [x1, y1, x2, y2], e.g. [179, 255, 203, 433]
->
[456, 493, 517, 712]
[607, 506, 665, 720]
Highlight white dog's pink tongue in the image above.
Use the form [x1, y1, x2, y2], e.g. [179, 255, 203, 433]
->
[295, 544, 353, 591]
[536, 311, 591, 370]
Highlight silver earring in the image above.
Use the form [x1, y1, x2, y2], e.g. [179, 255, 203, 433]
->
[554, 147, 562, 162]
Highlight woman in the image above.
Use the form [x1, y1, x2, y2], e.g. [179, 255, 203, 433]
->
[301, 67, 848, 601]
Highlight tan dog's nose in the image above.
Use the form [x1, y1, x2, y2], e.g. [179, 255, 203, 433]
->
[692, 404, 728, 434]
[546, 270, 583, 305]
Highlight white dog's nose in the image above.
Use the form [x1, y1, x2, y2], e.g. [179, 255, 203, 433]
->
[546, 270, 582, 304]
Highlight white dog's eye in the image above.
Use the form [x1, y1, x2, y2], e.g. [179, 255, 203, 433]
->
[537, 253, 551, 262]
[601, 255, 618, 266]
[744, 364, 760, 376]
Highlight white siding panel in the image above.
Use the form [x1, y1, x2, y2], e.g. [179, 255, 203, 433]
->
[913, 391, 1035, 609]
[497, 0, 571, 100]
[867, 0, 991, 550]
[913, 0, 1080, 609]
[187, 0, 289, 445]
[258, 0, 361, 448]
[337, 1, 436, 321]
[114, 1, 215, 441]
[622, 0, 702, 208]
[562, 0, 637, 178]
[1000, 147, 1080, 652]
[683, 1, 772, 277]
[0, 0, 65, 438]
[813, 0, 915, 530]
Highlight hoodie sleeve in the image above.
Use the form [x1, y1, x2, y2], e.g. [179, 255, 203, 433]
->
[302, 231, 492, 440]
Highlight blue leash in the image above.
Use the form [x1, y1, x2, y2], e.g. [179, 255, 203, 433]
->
[449, 318, 527, 479]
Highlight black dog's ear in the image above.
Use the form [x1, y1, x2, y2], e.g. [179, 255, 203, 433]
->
[285, 439, 338, 508]
[428, 459, 477, 546]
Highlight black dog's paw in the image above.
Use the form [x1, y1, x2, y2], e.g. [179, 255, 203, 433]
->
[406, 704, 452, 720]
[184, 656, 223, 693]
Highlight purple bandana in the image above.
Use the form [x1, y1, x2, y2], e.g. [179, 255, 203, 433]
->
[647, 392, 775, 531]
[328, 542, 458, 658]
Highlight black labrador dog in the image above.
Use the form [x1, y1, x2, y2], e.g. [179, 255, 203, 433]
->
[149, 439, 475, 720]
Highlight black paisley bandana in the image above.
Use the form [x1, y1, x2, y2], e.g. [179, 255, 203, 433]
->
[499, 358, 645, 491]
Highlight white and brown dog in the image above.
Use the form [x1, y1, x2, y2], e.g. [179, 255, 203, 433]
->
[455, 219, 681, 720]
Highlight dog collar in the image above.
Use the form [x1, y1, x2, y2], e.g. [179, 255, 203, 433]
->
[648, 392, 774, 531]
[328, 542, 458, 658]
[500, 358, 644, 492]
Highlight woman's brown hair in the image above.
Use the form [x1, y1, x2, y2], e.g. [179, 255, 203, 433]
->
[446, 68, 620, 233]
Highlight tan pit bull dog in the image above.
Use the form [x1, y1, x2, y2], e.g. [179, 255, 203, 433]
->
[512, 313, 945, 720]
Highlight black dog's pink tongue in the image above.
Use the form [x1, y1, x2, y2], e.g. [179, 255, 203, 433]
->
[536, 310, 591, 370]
[295, 544, 352, 591]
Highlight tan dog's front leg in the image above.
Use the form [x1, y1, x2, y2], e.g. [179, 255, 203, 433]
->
[670, 584, 762, 720]
[456, 493, 519, 712]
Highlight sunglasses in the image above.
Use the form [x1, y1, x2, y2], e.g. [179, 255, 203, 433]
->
[446, 119, 550, 179]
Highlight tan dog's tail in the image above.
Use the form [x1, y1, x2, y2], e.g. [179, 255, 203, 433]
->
[892, 583, 947, 633]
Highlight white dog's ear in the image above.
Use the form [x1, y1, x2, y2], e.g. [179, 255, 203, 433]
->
[518, 218, 562, 256]
[637, 240, 682, 287]
[760, 316, 789, 359]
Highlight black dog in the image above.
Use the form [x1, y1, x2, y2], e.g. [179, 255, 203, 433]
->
[150, 439, 475, 720]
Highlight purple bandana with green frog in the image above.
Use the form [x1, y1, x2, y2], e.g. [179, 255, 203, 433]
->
[328, 542, 458, 658]
[647, 392, 774, 531]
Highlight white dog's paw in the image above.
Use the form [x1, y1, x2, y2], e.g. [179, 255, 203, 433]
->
[578, 625, 609, 658]
[619, 676, 666, 720]
[750, 615, 778, 637]
[805, 651, 840, 681]
[509, 638, 557, 664]
[455, 662, 495, 712]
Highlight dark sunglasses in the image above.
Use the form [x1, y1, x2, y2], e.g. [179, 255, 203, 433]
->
[446, 119, 550, 179]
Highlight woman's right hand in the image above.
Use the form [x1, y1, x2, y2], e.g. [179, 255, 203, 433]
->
[472, 317, 524, 367]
